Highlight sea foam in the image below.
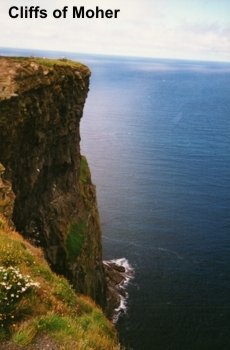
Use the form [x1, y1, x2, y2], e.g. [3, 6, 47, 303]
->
[104, 257, 134, 323]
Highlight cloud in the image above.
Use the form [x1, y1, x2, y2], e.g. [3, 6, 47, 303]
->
[0, 0, 230, 61]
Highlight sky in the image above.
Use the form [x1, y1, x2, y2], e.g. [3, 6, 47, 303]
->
[1, 0, 230, 62]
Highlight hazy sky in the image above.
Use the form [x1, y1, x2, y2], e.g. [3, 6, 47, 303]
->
[1, 0, 230, 61]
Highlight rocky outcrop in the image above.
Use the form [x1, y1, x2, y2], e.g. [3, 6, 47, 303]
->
[0, 57, 106, 307]
[104, 259, 134, 321]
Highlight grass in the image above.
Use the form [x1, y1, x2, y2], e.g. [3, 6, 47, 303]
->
[53, 277, 77, 308]
[0, 234, 34, 267]
[4, 56, 89, 72]
[12, 322, 37, 347]
[66, 221, 86, 261]
[80, 155, 90, 184]
[34, 57, 86, 70]
[0, 214, 121, 349]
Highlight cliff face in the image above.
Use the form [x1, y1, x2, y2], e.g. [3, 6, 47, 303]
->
[0, 163, 15, 223]
[0, 57, 106, 307]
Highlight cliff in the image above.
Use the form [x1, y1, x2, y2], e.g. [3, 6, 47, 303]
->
[0, 211, 121, 349]
[0, 163, 15, 224]
[0, 57, 106, 307]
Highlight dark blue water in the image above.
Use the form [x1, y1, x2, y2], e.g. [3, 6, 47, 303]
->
[79, 57, 230, 350]
[2, 48, 230, 350]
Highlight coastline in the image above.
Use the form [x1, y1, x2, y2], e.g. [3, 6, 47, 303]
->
[104, 258, 134, 322]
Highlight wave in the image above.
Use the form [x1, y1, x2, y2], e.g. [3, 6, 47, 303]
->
[103, 257, 134, 323]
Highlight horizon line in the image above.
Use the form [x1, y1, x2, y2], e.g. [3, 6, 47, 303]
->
[1, 46, 230, 65]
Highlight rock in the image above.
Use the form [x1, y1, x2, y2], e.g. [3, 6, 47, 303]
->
[110, 262, 126, 273]
[104, 264, 126, 285]
[104, 260, 133, 320]
[0, 57, 106, 308]
[0, 162, 15, 224]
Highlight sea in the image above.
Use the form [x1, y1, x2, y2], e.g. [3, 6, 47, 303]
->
[1, 48, 230, 350]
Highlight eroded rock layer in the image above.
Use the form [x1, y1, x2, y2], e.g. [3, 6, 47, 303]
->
[0, 57, 106, 307]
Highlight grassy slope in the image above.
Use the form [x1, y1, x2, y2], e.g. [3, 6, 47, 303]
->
[0, 215, 121, 350]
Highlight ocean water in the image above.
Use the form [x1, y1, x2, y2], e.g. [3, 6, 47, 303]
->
[79, 56, 230, 350]
[1, 48, 230, 350]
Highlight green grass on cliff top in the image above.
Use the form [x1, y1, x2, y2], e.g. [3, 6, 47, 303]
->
[0, 215, 121, 350]
[3, 56, 90, 72]
[34, 57, 88, 70]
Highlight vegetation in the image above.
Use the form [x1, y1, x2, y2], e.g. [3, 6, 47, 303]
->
[6, 56, 89, 72]
[80, 155, 90, 184]
[0, 215, 121, 349]
[66, 222, 86, 261]
[33, 57, 87, 70]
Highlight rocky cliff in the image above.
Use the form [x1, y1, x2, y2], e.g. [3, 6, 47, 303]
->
[0, 163, 15, 223]
[0, 57, 106, 307]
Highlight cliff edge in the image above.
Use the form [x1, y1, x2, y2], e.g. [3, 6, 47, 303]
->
[0, 57, 106, 307]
